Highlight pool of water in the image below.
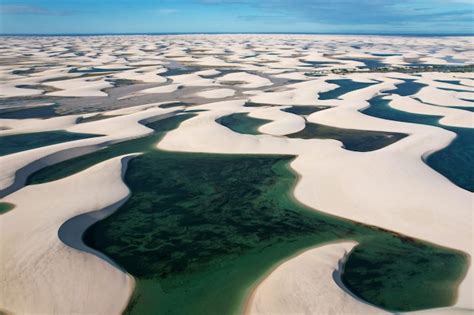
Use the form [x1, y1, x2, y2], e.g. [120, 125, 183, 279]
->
[362, 94, 473, 192]
[82, 123, 465, 314]
[435, 80, 471, 87]
[282, 105, 330, 116]
[0, 131, 100, 156]
[26, 114, 468, 314]
[385, 78, 427, 96]
[318, 79, 375, 100]
[216, 113, 271, 135]
[0, 105, 59, 119]
[338, 57, 387, 69]
[287, 122, 407, 152]
[69, 67, 132, 73]
[0, 202, 15, 214]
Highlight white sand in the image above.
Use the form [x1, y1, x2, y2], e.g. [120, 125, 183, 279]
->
[217, 72, 272, 89]
[45, 76, 114, 97]
[0, 155, 135, 314]
[195, 88, 236, 99]
[248, 106, 306, 136]
[0, 34, 472, 314]
[157, 81, 473, 312]
[0, 107, 178, 193]
[246, 242, 386, 315]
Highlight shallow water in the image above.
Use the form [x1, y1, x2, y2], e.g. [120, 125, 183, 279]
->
[23, 114, 468, 314]
[81, 132, 466, 314]
[0, 105, 59, 119]
[0, 131, 99, 156]
[216, 110, 406, 151]
[287, 122, 407, 152]
[282, 105, 330, 116]
[318, 79, 375, 100]
[338, 57, 387, 69]
[216, 113, 271, 135]
[362, 94, 474, 192]
[386, 78, 426, 96]
[0, 202, 15, 214]
[28, 115, 195, 184]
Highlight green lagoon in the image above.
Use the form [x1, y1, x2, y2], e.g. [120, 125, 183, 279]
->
[0, 131, 99, 157]
[26, 114, 467, 314]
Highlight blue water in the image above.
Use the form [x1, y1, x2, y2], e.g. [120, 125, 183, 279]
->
[69, 67, 132, 73]
[443, 56, 467, 64]
[338, 57, 386, 68]
[362, 93, 473, 192]
[435, 80, 471, 87]
[412, 98, 474, 113]
[0, 105, 58, 119]
[385, 79, 427, 96]
[318, 79, 375, 100]
[372, 53, 402, 57]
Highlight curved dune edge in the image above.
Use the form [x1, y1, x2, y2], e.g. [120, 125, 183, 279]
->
[0, 154, 137, 314]
[1, 36, 472, 314]
[245, 241, 387, 315]
[248, 106, 306, 136]
[0, 107, 179, 195]
[57, 154, 139, 271]
[158, 97, 473, 311]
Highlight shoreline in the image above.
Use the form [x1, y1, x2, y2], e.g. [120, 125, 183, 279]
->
[56, 154, 139, 314]
[1, 35, 472, 314]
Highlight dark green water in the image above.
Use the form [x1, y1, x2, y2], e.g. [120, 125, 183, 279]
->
[0, 105, 58, 119]
[216, 113, 271, 135]
[318, 79, 375, 100]
[0, 131, 100, 156]
[0, 202, 15, 214]
[83, 143, 466, 314]
[216, 111, 406, 152]
[362, 95, 473, 192]
[26, 114, 468, 314]
[287, 122, 407, 152]
[28, 115, 195, 185]
[282, 105, 330, 116]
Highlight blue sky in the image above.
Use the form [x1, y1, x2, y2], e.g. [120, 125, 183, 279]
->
[0, 0, 473, 35]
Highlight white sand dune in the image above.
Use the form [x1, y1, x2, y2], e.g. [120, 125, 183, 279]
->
[196, 88, 236, 99]
[158, 92, 473, 311]
[246, 242, 386, 315]
[0, 114, 80, 136]
[0, 34, 472, 315]
[248, 106, 306, 136]
[250, 79, 336, 105]
[140, 83, 181, 94]
[415, 86, 473, 108]
[45, 76, 114, 97]
[388, 95, 474, 128]
[0, 107, 178, 194]
[0, 155, 135, 314]
[217, 72, 273, 89]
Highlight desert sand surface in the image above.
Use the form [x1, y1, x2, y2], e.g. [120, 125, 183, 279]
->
[0, 34, 472, 315]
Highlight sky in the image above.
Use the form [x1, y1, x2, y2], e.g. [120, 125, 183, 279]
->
[0, 0, 473, 35]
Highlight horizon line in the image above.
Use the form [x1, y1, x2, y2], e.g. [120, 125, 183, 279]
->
[1, 31, 473, 37]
